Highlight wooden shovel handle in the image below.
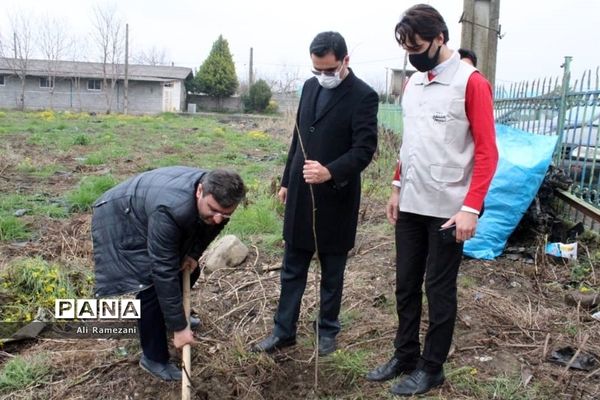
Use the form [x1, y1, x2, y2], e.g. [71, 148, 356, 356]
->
[182, 269, 191, 400]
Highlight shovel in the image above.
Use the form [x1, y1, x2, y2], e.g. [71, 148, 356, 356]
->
[182, 269, 192, 400]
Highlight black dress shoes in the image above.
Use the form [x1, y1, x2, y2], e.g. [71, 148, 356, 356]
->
[366, 357, 415, 381]
[318, 336, 337, 356]
[190, 316, 201, 330]
[251, 334, 296, 353]
[139, 355, 182, 381]
[390, 369, 445, 396]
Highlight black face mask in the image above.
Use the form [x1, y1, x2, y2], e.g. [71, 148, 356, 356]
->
[408, 41, 441, 72]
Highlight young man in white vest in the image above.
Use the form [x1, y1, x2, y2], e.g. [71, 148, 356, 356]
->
[366, 4, 498, 396]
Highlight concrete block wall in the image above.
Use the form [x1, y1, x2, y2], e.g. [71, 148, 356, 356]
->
[188, 94, 242, 112]
[0, 75, 169, 114]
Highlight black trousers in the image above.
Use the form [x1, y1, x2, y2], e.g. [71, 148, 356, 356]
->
[136, 268, 200, 363]
[393, 212, 463, 373]
[273, 244, 348, 339]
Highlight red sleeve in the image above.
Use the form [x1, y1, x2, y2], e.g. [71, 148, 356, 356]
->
[463, 72, 499, 211]
[393, 160, 400, 181]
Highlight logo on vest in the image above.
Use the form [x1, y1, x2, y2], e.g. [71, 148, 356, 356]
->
[432, 112, 447, 123]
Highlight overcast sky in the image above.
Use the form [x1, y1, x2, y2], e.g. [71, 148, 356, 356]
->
[1, 0, 598, 92]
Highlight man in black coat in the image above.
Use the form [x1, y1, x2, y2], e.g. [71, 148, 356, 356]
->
[92, 166, 245, 381]
[252, 31, 378, 356]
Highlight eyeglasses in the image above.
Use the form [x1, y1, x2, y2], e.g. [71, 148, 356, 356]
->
[311, 62, 343, 77]
[206, 203, 232, 219]
[196, 186, 231, 220]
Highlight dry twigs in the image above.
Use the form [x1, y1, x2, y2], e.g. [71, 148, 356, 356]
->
[293, 120, 323, 391]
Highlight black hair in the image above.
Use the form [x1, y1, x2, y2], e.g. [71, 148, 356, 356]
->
[458, 48, 478, 67]
[309, 31, 348, 61]
[395, 4, 449, 49]
[201, 169, 246, 208]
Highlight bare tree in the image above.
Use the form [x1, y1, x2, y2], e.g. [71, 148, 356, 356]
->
[90, 3, 124, 114]
[68, 30, 92, 111]
[265, 68, 302, 94]
[38, 15, 74, 109]
[1, 12, 34, 110]
[134, 45, 168, 66]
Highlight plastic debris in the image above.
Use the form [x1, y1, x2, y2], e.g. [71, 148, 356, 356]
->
[521, 366, 534, 387]
[0, 321, 47, 345]
[547, 346, 599, 371]
[14, 209, 28, 217]
[115, 346, 128, 357]
[545, 242, 577, 260]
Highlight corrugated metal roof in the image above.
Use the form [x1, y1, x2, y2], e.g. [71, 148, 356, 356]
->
[0, 58, 192, 81]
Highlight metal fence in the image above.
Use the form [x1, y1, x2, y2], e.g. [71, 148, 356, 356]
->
[378, 103, 403, 134]
[495, 57, 600, 211]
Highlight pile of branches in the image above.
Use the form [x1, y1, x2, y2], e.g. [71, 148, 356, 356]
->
[511, 166, 579, 244]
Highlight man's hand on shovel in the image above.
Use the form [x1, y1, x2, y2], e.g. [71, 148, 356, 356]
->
[180, 255, 199, 272]
[174, 327, 196, 348]
[181, 268, 194, 400]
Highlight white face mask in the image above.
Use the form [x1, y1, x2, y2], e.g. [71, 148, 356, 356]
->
[316, 71, 343, 89]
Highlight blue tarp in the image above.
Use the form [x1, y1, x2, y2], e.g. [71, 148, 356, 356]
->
[463, 124, 559, 260]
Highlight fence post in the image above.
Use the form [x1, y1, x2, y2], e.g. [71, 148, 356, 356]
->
[554, 56, 572, 163]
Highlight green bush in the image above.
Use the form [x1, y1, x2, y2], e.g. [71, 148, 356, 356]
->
[0, 257, 92, 322]
[264, 100, 279, 114]
[72, 134, 90, 145]
[243, 79, 272, 113]
[0, 355, 50, 393]
[84, 152, 106, 165]
[0, 215, 29, 241]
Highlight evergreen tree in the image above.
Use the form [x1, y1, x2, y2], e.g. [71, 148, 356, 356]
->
[194, 35, 238, 98]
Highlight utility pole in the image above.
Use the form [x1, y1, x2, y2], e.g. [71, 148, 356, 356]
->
[460, 0, 501, 88]
[249, 47, 254, 86]
[385, 67, 389, 103]
[555, 56, 572, 162]
[399, 52, 408, 104]
[124, 23, 129, 115]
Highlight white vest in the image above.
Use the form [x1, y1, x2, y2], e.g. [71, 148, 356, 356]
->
[399, 51, 476, 218]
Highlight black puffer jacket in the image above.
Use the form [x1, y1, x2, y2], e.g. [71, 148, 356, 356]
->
[91, 166, 225, 331]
